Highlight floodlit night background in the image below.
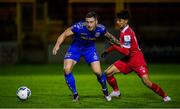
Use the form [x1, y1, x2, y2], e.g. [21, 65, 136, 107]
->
[1, 0, 180, 64]
[0, 0, 180, 108]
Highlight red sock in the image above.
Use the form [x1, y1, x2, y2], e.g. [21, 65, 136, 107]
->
[150, 83, 167, 98]
[106, 76, 119, 91]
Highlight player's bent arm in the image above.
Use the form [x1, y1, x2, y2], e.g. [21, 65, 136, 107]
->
[101, 46, 115, 58]
[102, 45, 129, 58]
[105, 46, 116, 53]
[113, 45, 129, 56]
[104, 32, 122, 47]
[105, 45, 129, 56]
[52, 27, 74, 55]
[55, 27, 74, 46]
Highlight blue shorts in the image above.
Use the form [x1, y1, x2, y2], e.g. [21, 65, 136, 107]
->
[64, 45, 99, 64]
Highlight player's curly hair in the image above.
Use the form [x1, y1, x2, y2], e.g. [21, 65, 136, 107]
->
[117, 10, 130, 20]
[86, 11, 98, 19]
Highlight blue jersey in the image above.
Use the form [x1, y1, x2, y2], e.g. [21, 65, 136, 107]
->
[71, 21, 107, 47]
[64, 21, 107, 63]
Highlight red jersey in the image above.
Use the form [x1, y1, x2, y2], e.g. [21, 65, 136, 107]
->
[106, 25, 146, 67]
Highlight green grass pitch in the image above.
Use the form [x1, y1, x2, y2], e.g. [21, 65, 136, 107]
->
[0, 63, 180, 108]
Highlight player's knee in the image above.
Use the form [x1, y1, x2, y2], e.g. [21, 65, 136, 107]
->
[94, 71, 103, 76]
[105, 70, 113, 77]
[143, 79, 152, 87]
[105, 65, 117, 77]
[64, 66, 72, 74]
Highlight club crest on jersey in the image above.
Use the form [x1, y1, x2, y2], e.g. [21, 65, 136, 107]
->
[95, 32, 101, 37]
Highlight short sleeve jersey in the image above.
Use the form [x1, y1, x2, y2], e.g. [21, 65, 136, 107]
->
[120, 25, 147, 66]
[120, 25, 141, 56]
[71, 21, 107, 47]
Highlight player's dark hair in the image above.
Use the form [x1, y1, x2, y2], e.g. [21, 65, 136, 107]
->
[117, 10, 130, 20]
[86, 11, 98, 19]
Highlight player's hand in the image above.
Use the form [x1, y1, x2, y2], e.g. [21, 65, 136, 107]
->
[52, 45, 59, 55]
[109, 41, 114, 45]
[101, 51, 108, 58]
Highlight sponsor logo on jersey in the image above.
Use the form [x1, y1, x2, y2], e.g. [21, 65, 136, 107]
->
[124, 35, 131, 41]
[123, 35, 131, 48]
[80, 36, 96, 40]
[80, 33, 88, 35]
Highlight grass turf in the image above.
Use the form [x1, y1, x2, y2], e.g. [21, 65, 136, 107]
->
[0, 63, 180, 108]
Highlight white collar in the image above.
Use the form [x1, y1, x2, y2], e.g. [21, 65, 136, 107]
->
[121, 25, 129, 33]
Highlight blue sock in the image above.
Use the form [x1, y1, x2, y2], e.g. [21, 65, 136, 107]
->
[97, 72, 108, 96]
[64, 72, 77, 95]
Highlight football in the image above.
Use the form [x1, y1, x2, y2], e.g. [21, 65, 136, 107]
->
[16, 86, 31, 101]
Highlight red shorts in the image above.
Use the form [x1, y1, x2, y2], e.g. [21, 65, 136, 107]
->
[113, 60, 148, 77]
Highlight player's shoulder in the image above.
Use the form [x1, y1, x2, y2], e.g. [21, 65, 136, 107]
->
[124, 26, 135, 36]
[96, 24, 106, 31]
[72, 21, 86, 29]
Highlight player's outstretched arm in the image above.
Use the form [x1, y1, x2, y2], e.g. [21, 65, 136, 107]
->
[52, 27, 74, 55]
[104, 32, 122, 47]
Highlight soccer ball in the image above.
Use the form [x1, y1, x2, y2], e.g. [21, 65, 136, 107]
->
[16, 86, 31, 101]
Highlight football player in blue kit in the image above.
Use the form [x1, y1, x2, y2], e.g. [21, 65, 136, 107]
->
[52, 11, 121, 102]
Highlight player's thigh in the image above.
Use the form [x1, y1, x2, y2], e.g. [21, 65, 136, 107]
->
[83, 47, 99, 64]
[90, 61, 102, 75]
[64, 59, 77, 74]
[133, 66, 152, 86]
[105, 64, 120, 77]
[113, 60, 132, 75]
[64, 46, 82, 62]
[133, 66, 149, 78]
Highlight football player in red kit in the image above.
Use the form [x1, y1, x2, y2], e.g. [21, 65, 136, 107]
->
[101, 10, 171, 102]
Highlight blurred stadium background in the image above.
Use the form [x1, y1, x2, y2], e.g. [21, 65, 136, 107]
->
[0, 0, 180, 64]
[1, 0, 180, 108]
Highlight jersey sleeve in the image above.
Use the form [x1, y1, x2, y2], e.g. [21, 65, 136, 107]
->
[106, 44, 129, 56]
[106, 45, 116, 52]
[112, 45, 129, 56]
[71, 22, 83, 34]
